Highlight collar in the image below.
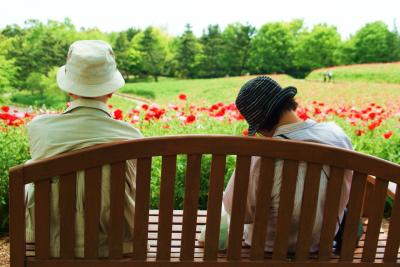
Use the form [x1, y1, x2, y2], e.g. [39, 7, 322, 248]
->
[63, 98, 112, 117]
[273, 119, 317, 137]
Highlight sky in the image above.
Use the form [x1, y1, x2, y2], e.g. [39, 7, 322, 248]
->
[1, 0, 399, 38]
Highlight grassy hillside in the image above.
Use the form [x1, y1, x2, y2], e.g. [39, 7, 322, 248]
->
[120, 74, 400, 108]
[120, 76, 256, 105]
[306, 62, 400, 84]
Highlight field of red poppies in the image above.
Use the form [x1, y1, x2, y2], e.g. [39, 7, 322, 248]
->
[1, 92, 398, 152]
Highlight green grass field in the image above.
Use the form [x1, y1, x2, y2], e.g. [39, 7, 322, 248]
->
[120, 67, 400, 109]
[306, 62, 400, 84]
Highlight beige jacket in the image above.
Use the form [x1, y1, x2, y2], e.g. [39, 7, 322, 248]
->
[25, 98, 142, 257]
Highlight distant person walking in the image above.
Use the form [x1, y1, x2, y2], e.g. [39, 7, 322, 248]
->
[323, 71, 333, 82]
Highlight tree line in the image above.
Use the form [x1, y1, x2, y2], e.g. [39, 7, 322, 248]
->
[1, 18, 400, 95]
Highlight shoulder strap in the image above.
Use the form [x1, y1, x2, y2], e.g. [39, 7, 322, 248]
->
[277, 134, 290, 139]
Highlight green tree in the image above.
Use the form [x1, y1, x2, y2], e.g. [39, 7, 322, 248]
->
[248, 22, 295, 74]
[288, 19, 305, 38]
[340, 38, 357, 65]
[0, 56, 17, 94]
[220, 23, 255, 76]
[174, 24, 201, 78]
[126, 27, 141, 41]
[388, 22, 400, 61]
[197, 25, 225, 78]
[135, 27, 168, 82]
[78, 27, 109, 41]
[9, 19, 77, 87]
[294, 24, 342, 72]
[25, 72, 45, 96]
[1, 24, 23, 38]
[113, 32, 133, 80]
[0, 34, 17, 92]
[351, 21, 394, 63]
[41, 67, 69, 107]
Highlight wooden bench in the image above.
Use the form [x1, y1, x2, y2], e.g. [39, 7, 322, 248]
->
[9, 135, 400, 266]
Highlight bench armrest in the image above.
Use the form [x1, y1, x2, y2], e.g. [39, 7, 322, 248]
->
[367, 175, 396, 199]
[361, 175, 396, 217]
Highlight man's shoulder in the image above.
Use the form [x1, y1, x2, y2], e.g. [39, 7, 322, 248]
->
[27, 113, 62, 130]
[28, 112, 142, 139]
[110, 119, 143, 138]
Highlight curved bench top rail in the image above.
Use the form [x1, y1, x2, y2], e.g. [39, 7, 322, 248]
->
[10, 135, 400, 184]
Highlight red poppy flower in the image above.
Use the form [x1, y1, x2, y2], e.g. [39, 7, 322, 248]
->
[131, 109, 140, 115]
[242, 129, 249, 136]
[210, 104, 219, 111]
[368, 112, 376, 120]
[1, 106, 10, 113]
[185, 114, 196, 124]
[297, 111, 309, 121]
[383, 131, 393, 139]
[215, 108, 226, 117]
[314, 108, 322, 115]
[368, 122, 379, 131]
[355, 129, 364, 136]
[179, 94, 187, 101]
[141, 104, 149, 110]
[113, 109, 123, 120]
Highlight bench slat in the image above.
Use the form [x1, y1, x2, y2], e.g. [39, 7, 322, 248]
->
[227, 155, 251, 260]
[273, 160, 299, 260]
[384, 186, 400, 262]
[362, 178, 388, 262]
[295, 163, 322, 261]
[319, 167, 345, 261]
[59, 173, 76, 259]
[181, 154, 202, 261]
[133, 158, 152, 260]
[157, 155, 177, 260]
[84, 166, 102, 259]
[109, 162, 126, 259]
[250, 157, 275, 260]
[204, 155, 226, 261]
[35, 179, 50, 259]
[340, 172, 367, 261]
[9, 167, 26, 267]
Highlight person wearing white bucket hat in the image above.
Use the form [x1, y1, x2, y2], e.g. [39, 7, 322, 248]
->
[25, 40, 142, 257]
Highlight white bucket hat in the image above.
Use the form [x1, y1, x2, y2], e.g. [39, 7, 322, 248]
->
[57, 40, 125, 97]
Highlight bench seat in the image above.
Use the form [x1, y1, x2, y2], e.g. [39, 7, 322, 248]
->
[25, 210, 400, 263]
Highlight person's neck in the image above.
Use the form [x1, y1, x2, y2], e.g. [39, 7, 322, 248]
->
[259, 111, 302, 137]
[275, 110, 303, 129]
[71, 96, 108, 104]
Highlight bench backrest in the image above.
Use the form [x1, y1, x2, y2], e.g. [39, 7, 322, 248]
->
[9, 135, 400, 266]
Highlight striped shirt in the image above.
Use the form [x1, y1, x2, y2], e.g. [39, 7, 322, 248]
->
[223, 119, 354, 252]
